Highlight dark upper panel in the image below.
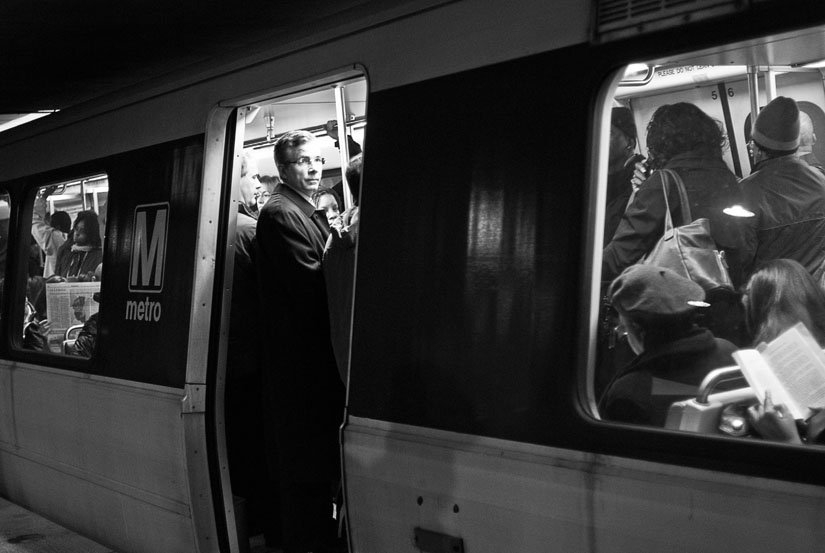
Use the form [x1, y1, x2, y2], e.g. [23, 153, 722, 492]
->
[0, 0, 422, 114]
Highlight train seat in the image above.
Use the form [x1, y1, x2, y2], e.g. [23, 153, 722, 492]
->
[665, 366, 755, 434]
[62, 324, 84, 354]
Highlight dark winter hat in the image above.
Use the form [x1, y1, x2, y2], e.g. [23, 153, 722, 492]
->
[752, 96, 800, 152]
[609, 265, 706, 321]
[612, 107, 637, 140]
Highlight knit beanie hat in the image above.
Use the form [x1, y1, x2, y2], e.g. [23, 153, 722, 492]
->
[609, 265, 706, 322]
[752, 96, 800, 151]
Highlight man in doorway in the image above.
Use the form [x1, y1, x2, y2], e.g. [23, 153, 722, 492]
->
[256, 130, 345, 553]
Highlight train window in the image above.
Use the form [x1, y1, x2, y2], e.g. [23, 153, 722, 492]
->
[23, 177, 107, 356]
[593, 47, 825, 446]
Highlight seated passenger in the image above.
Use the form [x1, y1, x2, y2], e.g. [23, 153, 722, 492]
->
[69, 309, 98, 357]
[599, 265, 738, 426]
[742, 259, 825, 443]
[70, 264, 102, 358]
[53, 211, 103, 280]
[741, 258, 825, 347]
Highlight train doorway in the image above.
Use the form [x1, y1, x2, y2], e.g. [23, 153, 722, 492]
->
[215, 72, 366, 553]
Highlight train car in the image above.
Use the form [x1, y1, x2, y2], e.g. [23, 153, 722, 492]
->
[1, 1, 825, 552]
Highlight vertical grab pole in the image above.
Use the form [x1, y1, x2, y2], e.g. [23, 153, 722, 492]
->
[747, 65, 761, 129]
[765, 68, 777, 102]
[333, 84, 353, 211]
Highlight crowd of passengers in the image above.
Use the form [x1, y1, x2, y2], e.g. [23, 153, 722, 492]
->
[22, 186, 103, 356]
[225, 122, 361, 553]
[599, 96, 825, 446]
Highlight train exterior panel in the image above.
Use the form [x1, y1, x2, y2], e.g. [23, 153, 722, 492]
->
[0, 1, 823, 552]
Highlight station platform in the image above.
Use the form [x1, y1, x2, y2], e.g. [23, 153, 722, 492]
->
[0, 496, 115, 553]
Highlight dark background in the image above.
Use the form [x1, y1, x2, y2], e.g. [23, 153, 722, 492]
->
[0, 0, 419, 114]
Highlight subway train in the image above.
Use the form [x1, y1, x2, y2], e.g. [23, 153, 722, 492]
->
[2, 1, 825, 552]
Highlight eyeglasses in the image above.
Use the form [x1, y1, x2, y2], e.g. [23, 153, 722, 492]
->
[254, 191, 271, 200]
[284, 156, 325, 167]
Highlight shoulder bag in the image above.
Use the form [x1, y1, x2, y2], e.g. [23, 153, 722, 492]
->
[641, 169, 733, 293]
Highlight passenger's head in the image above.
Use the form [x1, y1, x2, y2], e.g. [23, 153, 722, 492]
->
[239, 174, 261, 211]
[751, 96, 800, 160]
[240, 151, 259, 179]
[609, 107, 637, 168]
[346, 153, 363, 205]
[312, 188, 341, 225]
[50, 211, 71, 234]
[274, 130, 324, 196]
[742, 259, 825, 346]
[609, 265, 707, 354]
[798, 111, 816, 154]
[71, 211, 101, 248]
[256, 175, 279, 210]
[646, 103, 727, 167]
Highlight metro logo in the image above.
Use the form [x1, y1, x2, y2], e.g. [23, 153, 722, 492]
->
[129, 202, 169, 293]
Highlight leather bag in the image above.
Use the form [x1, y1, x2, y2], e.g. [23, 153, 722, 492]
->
[641, 169, 734, 293]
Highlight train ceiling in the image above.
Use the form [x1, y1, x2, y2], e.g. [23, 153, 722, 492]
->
[0, 0, 422, 128]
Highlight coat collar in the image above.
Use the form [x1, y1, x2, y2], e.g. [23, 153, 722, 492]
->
[276, 182, 316, 217]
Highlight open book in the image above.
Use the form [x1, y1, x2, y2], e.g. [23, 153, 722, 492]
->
[733, 323, 825, 420]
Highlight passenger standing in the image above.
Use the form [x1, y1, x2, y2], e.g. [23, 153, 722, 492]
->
[324, 153, 362, 382]
[31, 186, 70, 278]
[604, 107, 644, 243]
[225, 163, 275, 545]
[255, 130, 345, 553]
[257, 175, 280, 212]
[602, 102, 748, 287]
[740, 96, 825, 284]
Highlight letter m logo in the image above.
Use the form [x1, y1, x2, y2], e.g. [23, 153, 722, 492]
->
[129, 202, 169, 293]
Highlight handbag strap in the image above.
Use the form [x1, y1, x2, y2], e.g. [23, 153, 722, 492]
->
[658, 168, 692, 228]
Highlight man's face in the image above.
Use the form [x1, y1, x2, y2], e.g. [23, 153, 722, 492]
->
[239, 175, 261, 210]
[278, 140, 324, 196]
[609, 125, 633, 167]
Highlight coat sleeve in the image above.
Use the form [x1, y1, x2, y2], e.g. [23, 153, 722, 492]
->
[602, 171, 669, 281]
[737, 179, 761, 278]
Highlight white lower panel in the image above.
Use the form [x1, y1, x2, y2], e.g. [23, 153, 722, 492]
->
[344, 417, 825, 553]
[0, 362, 197, 553]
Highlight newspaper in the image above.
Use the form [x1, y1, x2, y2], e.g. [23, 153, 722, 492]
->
[733, 323, 825, 420]
[45, 282, 100, 339]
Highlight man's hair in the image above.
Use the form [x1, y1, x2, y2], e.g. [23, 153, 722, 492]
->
[274, 130, 316, 167]
[646, 103, 727, 167]
[50, 210, 71, 234]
